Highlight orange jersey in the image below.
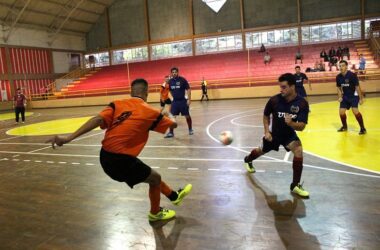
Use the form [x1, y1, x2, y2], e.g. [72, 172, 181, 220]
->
[99, 97, 174, 156]
[160, 82, 170, 101]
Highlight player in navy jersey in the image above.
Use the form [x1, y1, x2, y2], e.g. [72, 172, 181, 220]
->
[294, 66, 311, 103]
[336, 60, 366, 134]
[164, 67, 193, 138]
[243, 73, 310, 198]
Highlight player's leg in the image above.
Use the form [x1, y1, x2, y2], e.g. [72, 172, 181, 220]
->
[244, 137, 274, 173]
[15, 107, 20, 123]
[338, 101, 348, 131]
[286, 139, 309, 198]
[21, 107, 25, 122]
[338, 108, 348, 131]
[352, 105, 366, 134]
[181, 100, 193, 135]
[164, 101, 178, 138]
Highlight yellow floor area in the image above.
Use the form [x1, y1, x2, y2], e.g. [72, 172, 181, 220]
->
[6, 116, 100, 136]
[0, 112, 34, 121]
[299, 97, 380, 173]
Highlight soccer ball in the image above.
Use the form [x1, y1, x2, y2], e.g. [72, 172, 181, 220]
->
[219, 131, 233, 145]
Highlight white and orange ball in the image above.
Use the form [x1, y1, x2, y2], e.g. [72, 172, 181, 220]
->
[219, 131, 233, 145]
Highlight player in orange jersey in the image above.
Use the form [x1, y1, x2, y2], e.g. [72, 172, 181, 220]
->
[160, 75, 172, 112]
[46, 79, 192, 222]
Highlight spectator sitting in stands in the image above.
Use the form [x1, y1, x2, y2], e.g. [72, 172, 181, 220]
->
[328, 56, 339, 71]
[318, 60, 326, 71]
[295, 49, 303, 64]
[329, 47, 336, 58]
[264, 52, 271, 65]
[337, 46, 343, 61]
[358, 54, 366, 74]
[259, 43, 266, 53]
[342, 45, 350, 60]
[320, 49, 329, 62]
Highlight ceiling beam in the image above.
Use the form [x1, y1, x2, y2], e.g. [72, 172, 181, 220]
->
[0, 2, 93, 26]
[48, 0, 86, 45]
[41, 0, 102, 16]
[3, 0, 32, 43]
[0, 19, 86, 36]
[87, 0, 108, 7]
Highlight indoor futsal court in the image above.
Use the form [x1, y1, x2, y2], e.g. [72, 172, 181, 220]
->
[0, 95, 379, 249]
[1, 0, 380, 249]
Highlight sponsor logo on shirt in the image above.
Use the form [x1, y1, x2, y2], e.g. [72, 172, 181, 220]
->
[290, 105, 300, 113]
[277, 112, 297, 119]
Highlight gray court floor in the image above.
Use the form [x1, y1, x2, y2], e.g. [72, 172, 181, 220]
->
[0, 95, 379, 250]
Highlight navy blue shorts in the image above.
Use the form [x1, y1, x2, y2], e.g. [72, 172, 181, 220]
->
[171, 99, 189, 116]
[261, 133, 300, 153]
[296, 86, 307, 98]
[340, 96, 359, 110]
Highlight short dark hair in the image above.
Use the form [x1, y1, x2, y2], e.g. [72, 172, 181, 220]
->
[171, 67, 178, 72]
[339, 60, 348, 66]
[131, 78, 148, 89]
[295, 66, 301, 69]
[278, 73, 296, 86]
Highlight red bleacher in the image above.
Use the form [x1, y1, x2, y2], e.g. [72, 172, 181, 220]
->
[63, 41, 377, 96]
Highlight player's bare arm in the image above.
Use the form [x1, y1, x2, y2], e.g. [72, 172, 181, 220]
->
[356, 85, 364, 105]
[161, 110, 178, 129]
[337, 87, 343, 102]
[187, 88, 191, 106]
[284, 113, 306, 131]
[263, 115, 272, 141]
[46, 115, 104, 149]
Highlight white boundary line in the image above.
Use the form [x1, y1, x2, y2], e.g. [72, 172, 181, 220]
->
[206, 110, 380, 178]
[205, 109, 280, 161]
[0, 142, 262, 149]
[0, 151, 277, 162]
[230, 114, 263, 128]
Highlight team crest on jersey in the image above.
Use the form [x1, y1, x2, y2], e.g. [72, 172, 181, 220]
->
[176, 81, 181, 85]
[290, 105, 299, 113]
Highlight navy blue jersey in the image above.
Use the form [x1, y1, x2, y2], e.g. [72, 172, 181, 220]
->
[294, 73, 308, 89]
[336, 70, 359, 98]
[264, 94, 309, 137]
[169, 76, 190, 101]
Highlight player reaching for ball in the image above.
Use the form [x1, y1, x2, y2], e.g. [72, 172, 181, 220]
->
[243, 73, 310, 198]
[46, 79, 192, 222]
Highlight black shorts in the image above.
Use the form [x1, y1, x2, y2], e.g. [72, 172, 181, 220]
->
[100, 148, 151, 188]
[261, 133, 300, 153]
[160, 98, 172, 107]
[340, 96, 359, 110]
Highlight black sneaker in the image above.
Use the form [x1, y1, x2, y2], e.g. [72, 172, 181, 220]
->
[337, 126, 347, 132]
[359, 128, 367, 135]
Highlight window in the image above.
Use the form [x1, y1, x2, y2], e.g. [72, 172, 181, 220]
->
[112, 46, 148, 65]
[302, 20, 361, 44]
[365, 17, 380, 38]
[246, 28, 298, 48]
[151, 40, 192, 60]
[195, 34, 242, 54]
[84, 52, 110, 68]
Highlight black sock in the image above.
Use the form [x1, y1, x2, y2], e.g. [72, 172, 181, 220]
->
[168, 191, 178, 201]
